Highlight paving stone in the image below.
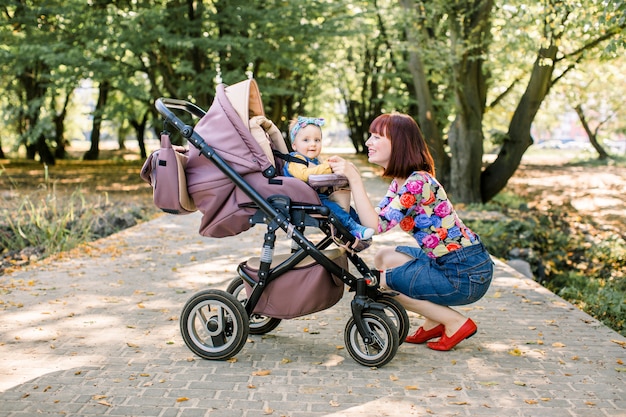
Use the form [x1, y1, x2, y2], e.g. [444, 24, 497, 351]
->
[1, 173, 625, 417]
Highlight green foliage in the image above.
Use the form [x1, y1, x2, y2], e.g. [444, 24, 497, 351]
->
[465, 194, 626, 336]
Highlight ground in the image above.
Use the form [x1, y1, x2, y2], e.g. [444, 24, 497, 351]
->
[1, 148, 625, 273]
[505, 158, 626, 236]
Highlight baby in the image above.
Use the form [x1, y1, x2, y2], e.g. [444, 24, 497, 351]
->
[283, 116, 374, 241]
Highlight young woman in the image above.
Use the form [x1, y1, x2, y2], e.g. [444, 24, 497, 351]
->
[327, 113, 493, 351]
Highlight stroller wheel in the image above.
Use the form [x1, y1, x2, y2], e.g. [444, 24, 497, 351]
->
[374, 294, 410, 345]
[180, 289, 249, 360]
[226, 277, 282, 335]
[344, 310, 399, 367]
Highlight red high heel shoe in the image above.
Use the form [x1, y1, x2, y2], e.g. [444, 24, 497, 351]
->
[405, 324, 445, 344]
[427, 319, 477, 351]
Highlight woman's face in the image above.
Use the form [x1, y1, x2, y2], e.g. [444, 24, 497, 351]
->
[365, 132, 392, 168]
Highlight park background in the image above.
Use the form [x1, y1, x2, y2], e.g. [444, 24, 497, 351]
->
[0, 1, 625, 336]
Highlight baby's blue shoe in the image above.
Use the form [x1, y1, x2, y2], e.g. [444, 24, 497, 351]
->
[351, 225, 374, 240]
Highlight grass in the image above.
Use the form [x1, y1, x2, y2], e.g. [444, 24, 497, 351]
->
[0, 160, 159, 273]
[465, 191, 626, 336]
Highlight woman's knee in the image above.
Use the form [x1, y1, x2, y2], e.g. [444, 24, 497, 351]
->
[374, 247, 395, 270]
[374, 247, 412, 270]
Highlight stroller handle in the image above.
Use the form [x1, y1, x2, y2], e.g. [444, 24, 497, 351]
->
[155, 98, 207, 129]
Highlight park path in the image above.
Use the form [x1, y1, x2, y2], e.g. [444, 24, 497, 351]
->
[1, 165, 625, 417]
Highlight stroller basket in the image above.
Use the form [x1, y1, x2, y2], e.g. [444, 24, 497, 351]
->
[153, 78, 409, 367]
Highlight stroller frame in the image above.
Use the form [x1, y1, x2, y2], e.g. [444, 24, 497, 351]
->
[155, 96, 409, 367]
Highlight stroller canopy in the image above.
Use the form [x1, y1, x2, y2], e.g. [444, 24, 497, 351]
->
[185, 79, 319, 238]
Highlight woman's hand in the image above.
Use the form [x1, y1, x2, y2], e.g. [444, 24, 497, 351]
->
[326, 155, 380, 231]
[326, 156, 358, 182]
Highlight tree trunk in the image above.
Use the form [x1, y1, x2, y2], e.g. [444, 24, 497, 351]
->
[400, 0, 450, 186]
[447, 0, 492, 203]
[84, 81, 110, 161]
[574, 104, 609, 160]
[130, 110, 150, 160]
[53, 91, 71, 159]
[481, 45, 557, 202]
[36, 134, 56, 165]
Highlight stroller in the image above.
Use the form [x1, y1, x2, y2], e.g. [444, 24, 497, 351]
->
[152, 78, 409, 367]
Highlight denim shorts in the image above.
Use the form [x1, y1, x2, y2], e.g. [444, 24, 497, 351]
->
[385, 242, 494, 306]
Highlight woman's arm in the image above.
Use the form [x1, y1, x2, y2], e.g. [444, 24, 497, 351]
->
[326, 156, 380, 230]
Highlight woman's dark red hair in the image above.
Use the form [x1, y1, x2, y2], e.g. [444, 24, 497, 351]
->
[369, 113, 435, 178]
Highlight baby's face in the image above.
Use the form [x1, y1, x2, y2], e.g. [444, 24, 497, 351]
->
[292, 125, 323, 159]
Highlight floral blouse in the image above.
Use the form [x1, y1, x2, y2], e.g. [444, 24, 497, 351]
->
[376, 171, 479, 258]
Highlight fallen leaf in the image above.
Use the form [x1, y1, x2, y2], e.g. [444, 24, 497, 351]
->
[513, 381, 526, 386]
[611, 339, 626, 347]
[479, 381, 498, 386]
[176, 397, 189, 402]
[97, 400, 112, 407]
[281, 358, 291, 364]
[389, 375, 399, 381]
[329, 400, 340, 407]
[404, 385, 419, 390]
[552, 342, 566, 348]
[450, 401, 468, 405]
[615, 367, 626, 372]
[252, 369, 271, 376]
[126, 342, 139, 348]
[263, 407, 274, 414]
[524, 399, 538, 405]
[508, 348, 522, 356]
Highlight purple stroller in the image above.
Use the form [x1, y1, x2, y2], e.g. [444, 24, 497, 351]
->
[154, 78, 409, 367]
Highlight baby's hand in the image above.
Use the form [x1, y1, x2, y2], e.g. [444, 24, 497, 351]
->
[326, 155, 343, 173]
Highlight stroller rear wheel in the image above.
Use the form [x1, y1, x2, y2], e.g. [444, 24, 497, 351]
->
[180, 289, 249, 360]
[344, 310, 399, 367]
[226, 277, 282, 335]
[374, 294, 410, 345]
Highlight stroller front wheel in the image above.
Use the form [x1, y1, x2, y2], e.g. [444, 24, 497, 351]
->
[180, 289, 249, 360]
[374, 294, 410, 345]
[344, 310, 399, 367]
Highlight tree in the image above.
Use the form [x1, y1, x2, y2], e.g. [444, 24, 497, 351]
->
[372, 0, 625, 203]
[480, 0, 625, 202]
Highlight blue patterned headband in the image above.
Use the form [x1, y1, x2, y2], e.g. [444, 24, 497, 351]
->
[290, 116, 325, 143]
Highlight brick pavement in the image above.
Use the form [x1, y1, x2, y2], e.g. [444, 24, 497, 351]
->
[1, 179, 625, 416]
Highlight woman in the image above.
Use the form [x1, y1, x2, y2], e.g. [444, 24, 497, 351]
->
[327, 113, 493, 351]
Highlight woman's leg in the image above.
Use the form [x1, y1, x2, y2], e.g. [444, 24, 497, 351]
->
[374, 247, 467, 335]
